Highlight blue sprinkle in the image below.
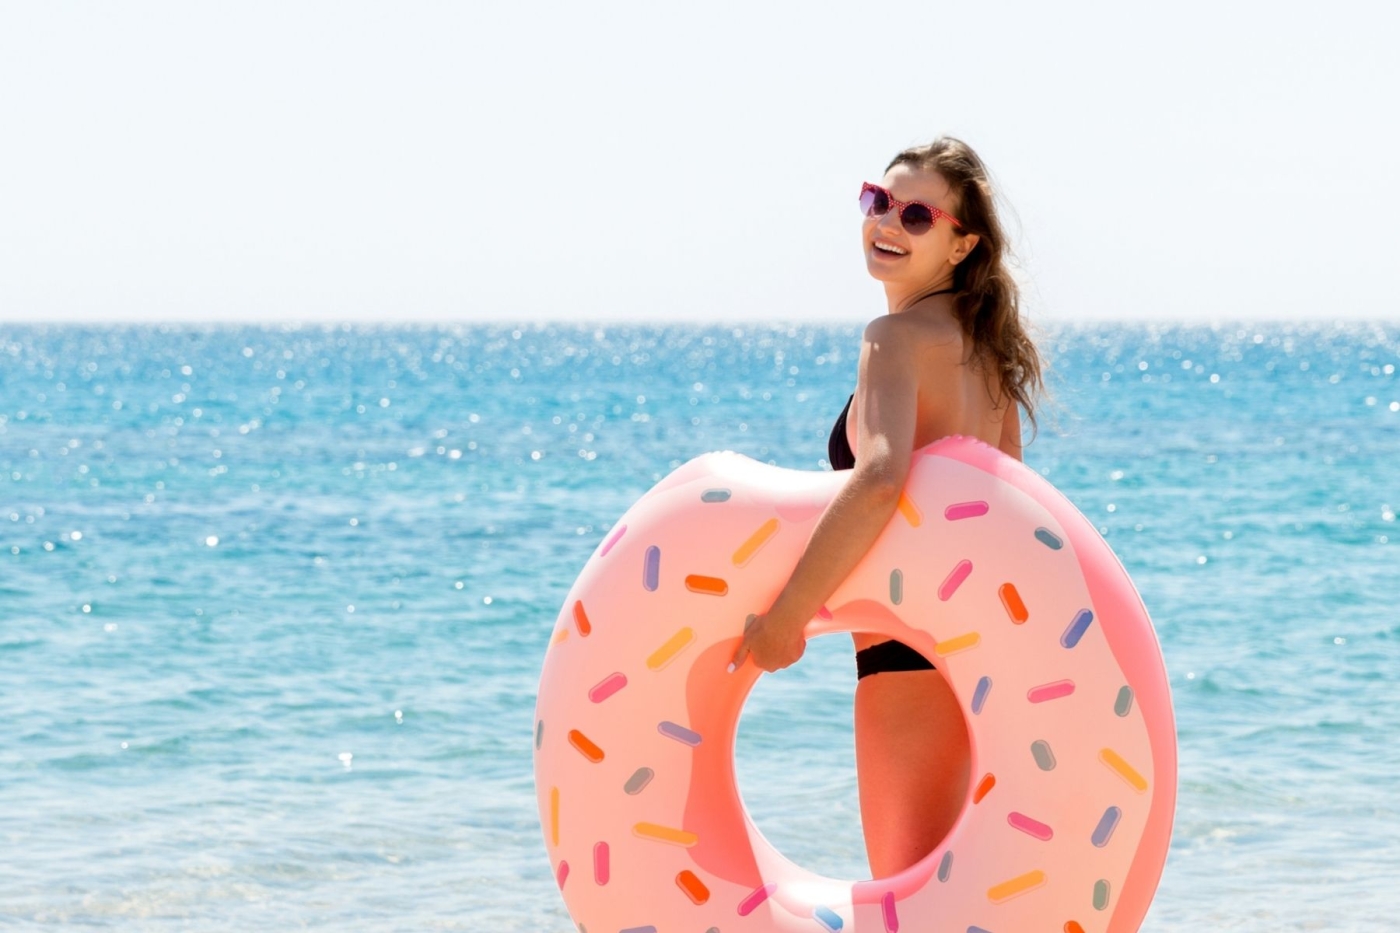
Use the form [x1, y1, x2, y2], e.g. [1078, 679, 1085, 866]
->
[534, 720, 543, 750]
[1114, 686, 1134, 717]
[701, 488, 731, 502]
[813, 906, 843, 931]
[968, 927, 995, 933]
[643, 546, 660, 591]
[971, 676, 992, 715]
[937, 850, 954, 882]
[889, 569, 903, 605]
[1061, 609, 1093, 648]
[1034, 527, 1063, 550]
[657, 721, 702, 746]
[1092, 806, 1122, 847]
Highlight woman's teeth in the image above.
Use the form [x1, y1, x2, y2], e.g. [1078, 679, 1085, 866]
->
[874, 241, 908, 255]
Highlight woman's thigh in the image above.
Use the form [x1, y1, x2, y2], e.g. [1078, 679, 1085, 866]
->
[854, 667, 971, 878]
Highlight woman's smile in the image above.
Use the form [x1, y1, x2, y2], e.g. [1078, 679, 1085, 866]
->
[871, 239, 909, 258]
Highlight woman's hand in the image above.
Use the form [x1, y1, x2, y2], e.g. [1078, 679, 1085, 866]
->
[731, 610, 807, 673]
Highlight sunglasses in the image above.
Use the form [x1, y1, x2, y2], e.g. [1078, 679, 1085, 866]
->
[859, 182, 962, 234]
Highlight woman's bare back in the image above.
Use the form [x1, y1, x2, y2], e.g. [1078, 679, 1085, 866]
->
[844, 310, 1021, 462]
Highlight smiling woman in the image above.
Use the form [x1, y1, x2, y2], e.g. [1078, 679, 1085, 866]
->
[734, 136, 1046, 879]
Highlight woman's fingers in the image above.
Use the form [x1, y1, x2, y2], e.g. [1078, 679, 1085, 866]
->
[730, 640, 749, 671]
[733, 612, 806, 673]
[730, 614, 757, 670]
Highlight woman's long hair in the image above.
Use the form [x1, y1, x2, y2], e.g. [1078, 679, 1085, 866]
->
[888, 137, 1045, 433]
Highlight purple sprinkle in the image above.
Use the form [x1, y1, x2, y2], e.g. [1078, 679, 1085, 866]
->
[1061, 609, 1093, 648]
[658, 721, 702, 746]
[643, 546, 660, 591]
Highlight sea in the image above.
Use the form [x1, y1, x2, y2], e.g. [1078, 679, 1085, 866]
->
[1, 321, 1397, 931]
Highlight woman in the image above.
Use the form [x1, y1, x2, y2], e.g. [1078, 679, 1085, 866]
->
[731, 136, 1045, 879]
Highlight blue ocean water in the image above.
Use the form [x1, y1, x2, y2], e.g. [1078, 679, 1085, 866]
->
[1, 321, 1398, 931]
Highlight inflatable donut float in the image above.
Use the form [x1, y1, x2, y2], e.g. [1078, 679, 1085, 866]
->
[534, 435, 1176, 933]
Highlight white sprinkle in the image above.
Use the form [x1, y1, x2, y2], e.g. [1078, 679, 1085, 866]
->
[82, 604, 91, 613]
[1196, 555, 1208, 565]
[205, 536, 219, 547]
[483, 596, 493, 605]
[1334, 636, 1347, 645]
[70, 531, 82, 541]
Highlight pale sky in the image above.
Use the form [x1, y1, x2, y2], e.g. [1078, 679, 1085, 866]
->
[1, 1, 1396, 324]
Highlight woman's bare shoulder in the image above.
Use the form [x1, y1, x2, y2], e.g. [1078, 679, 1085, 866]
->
[863, 312, 963, 356]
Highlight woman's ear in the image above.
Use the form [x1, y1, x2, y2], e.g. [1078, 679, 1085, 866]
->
[950, 233, 980, 266]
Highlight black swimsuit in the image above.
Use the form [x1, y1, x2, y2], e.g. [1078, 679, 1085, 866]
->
[828, 394, 937, 678]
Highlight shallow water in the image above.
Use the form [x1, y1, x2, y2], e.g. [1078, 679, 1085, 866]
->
[1, 321, 1398, 930]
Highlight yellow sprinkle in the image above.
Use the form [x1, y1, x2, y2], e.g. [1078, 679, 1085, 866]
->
[550, 627, 569, 646]
[987, 869, 1047, 903]
[1099, 748, 1149, 793]
[549, 787, 560, 846]
[633, 822, 699, 847]
[896, 492, 923, 527]
[934, 632, 981, 656]
[646, 627, 696, 671]
[732, 518, 780, 566]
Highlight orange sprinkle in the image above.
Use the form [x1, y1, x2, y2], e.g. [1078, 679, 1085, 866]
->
[550, 626, 569, 646]
[633, 822, 699, 847]
[549, 786, 560, 846]
[676, 869, 710, 904]
[934, 632, 981, 656]
[1100, 747, 1149, 793]
[1065, 922, 1086, 933]
[646, 627, 695, 671]
[567, 729, 604, 763]
[896, 492, 923, 527]
[684, 575, 728, 596]
[987, 869, 1047, 903]
[999, 583, 1029, 623]
[973, 772, 996, 803]
[732, 518, 779, 566]
[572, 600, 592, 636]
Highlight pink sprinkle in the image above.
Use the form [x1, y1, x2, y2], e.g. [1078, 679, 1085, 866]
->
[593, 842, 609, 885]
[737, 882, 777, 916]
[1007, 811, 1054, 840]
[600, 524, 627, 557]
[944, 501, 990, 521]
[1027, 679, 1076, 703]
[816, 605, 833, 620]
[938, 560, 973, 601]
[588, 672, 627, 703]
[556, 860, 569, 889]
[881, 891, 899, 932]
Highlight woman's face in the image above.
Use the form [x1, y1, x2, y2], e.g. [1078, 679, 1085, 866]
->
[861, 163, 973, 288]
